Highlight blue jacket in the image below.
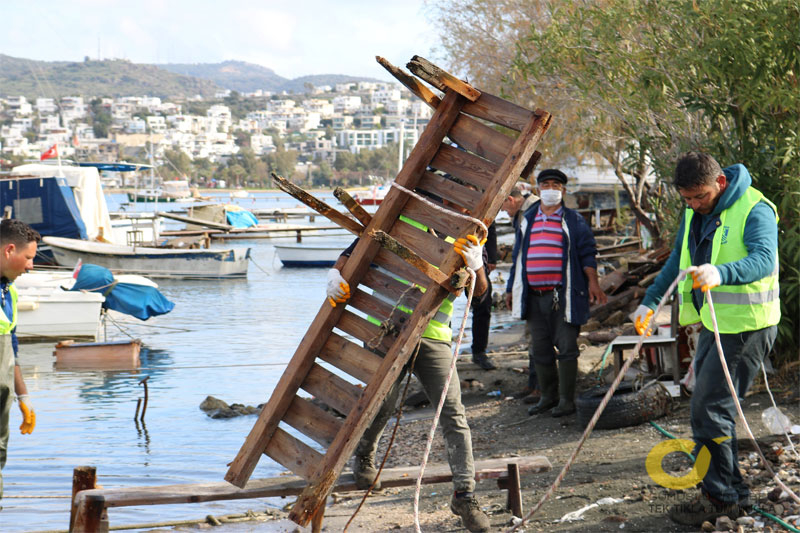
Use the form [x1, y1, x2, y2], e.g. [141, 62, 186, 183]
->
[642, 164, 778, 311]
[506, 201, 599, 325]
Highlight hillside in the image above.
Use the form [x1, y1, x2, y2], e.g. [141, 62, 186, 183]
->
[0, 54, 219, 99]
[158, 60, 382, 93]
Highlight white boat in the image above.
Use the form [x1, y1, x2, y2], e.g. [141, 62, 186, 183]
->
[15, 272, 106, 342]
[127, 180, 195, 203]
[274, 244, 343, 267]
[44, 236, 250, 279]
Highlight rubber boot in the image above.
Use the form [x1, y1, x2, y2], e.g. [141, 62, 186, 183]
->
[527, 363, 558, 415]
[551, 358, 577, 417]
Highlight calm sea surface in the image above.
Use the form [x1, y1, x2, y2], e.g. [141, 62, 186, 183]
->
[3, 191, 480, 532]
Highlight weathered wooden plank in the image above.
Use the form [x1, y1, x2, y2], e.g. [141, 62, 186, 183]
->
[283, 396, 344, 448]
[462, 92, 536, 132]
[361, 267, 423, 310]
[430, 143, 499, 191]
[272, 173, 364, 236]
[373, 247, 437, 290]
[407, 56, 481, 102]
[318, 333, 383, 384]
[388, 218, 450, 270]
[348, 287, 397, 324]
[417, 171, 482, 213]
[335, 309, 395, 354]
[369, 229, 452, 290]
[266, 427, 323, 481]
[448, 114, 513, 165]
[376, 56, 441, 108]
[333, 188, 372, 227]
[301, 363, 362, 417]
[400, 195, 471, 240]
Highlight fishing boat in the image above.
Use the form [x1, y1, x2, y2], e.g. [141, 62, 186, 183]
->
[353, 181, 389, 206]
[127, 180, 194, 203]
[43, 236, 251, 279]
[273, 243, 343, 267]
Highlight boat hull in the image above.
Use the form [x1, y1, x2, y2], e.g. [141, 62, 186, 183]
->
[16, 288, 105, 342]
[44, 237, 250, 279]
[274, 244, 342, 268]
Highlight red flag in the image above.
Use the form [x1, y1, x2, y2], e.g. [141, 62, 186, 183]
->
[40, 143, 58, 161]
[72, 134, 80, 148]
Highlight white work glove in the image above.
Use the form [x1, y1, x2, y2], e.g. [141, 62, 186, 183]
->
[688, 264, 721, 292]
[630, 304, 655, 337]
[18, 394, 36, 435]
[454, 234, 486, 271]
[326, 268, 350, 307]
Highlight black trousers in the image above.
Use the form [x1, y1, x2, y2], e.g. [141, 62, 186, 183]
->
[470, 277, 492, 355]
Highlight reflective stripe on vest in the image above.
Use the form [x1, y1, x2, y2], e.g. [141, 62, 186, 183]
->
[677, 187, 780, 333]
[0, 284, 18, 335]
[367, 216, 454, 342]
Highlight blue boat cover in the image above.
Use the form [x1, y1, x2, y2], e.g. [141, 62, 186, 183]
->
[71, 264, 175, 320]
[226, 209, 258, 228]
[0, 176, 87, 240]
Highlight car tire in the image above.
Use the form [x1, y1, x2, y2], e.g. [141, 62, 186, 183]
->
[576, 381, 671, 430]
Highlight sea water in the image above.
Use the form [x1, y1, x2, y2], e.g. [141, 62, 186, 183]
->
[3, 192, 487, 531]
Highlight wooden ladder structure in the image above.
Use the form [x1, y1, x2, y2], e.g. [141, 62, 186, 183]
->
[225, 56, 552, 527]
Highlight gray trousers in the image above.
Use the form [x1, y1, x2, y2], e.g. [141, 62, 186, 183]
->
[526, 290, 580, 365]
[355, 337, 476, 492]
[0, 335, 15, 500]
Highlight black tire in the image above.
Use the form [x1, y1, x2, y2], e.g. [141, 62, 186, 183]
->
[576, 382, 671, 430]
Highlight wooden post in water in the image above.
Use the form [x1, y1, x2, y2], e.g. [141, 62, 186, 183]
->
[69, 466, 96, 532]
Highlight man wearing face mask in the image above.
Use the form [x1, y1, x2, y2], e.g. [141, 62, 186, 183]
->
[505, 169, 607, 417]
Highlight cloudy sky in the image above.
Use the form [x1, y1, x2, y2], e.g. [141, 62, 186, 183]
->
[2, 1, 438, 80]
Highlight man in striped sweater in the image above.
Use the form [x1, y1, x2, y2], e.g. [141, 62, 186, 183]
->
[505, 169, 607, 417]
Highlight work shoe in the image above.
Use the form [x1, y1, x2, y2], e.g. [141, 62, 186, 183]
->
[471, 352, 496, 371]
[527, 363, 558, 415]
[667, 491, 739, 526]
[450, 493, 491, 533]
[551, 359, 578, 417]
[522, 389, 542, 404]
[352, 454, 380, 490]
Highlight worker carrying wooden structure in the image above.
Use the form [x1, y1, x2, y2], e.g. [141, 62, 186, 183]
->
[225, 55, 552, 527]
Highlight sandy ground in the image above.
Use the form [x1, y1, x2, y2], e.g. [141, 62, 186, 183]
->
[157, 320, 800, 533]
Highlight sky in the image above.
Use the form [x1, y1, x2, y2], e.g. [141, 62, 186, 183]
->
[2, 1, 439, 80]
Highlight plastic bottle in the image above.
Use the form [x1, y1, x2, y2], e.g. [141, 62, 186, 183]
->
[761, 406, 792, 434]
[487, 390, 502, 398]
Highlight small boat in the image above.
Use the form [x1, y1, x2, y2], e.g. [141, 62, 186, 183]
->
[44, 236, 250, 279]
[127, 180, 194, 203]
[15, 284, 106, 342]
[54, 339, 142, 370]
[274, 243, 344, 267]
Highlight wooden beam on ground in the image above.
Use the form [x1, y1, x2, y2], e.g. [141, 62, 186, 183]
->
[407, 56, 481, 102]
[272, 173, 365, 236]
[333, 187, 372, 227]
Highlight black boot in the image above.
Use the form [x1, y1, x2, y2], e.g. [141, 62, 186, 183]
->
[551, 358, 577, 417]
[527, 363, 558, 415]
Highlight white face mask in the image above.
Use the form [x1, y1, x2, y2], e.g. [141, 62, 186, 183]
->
[539, 189, 562, 206]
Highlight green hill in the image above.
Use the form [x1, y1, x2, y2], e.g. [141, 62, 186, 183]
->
[0, 54, 219, 99]
[158, 60, 382, 93]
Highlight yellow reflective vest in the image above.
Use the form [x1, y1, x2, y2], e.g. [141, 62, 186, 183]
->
[0, 283, 18, 336]
[677, 187, 780, 333]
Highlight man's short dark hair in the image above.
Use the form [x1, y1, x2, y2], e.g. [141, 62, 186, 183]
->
[0, 219, 41, 248]
[673, 152, 723, 189]
[536, 168, 568, 184]
[508, 189, 523, 199]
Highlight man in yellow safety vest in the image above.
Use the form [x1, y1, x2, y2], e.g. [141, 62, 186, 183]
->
[0, 219, 39, 501]
[632, 152, 780, 526]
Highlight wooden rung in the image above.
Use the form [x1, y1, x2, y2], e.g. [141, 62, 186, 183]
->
[272, 173, 364, 236]
[361, 267, 423, 310]
[319, 333, 383, 384]
[462, 92, 536, 132]
[265, 427, 323, 481]
[334, 188, 372, 227]
[448, 113, 514, 165]
[283, 396, 344, 448]
[369, 229, 453, 290]
[417, 171, 482, 213]
[430, 143, 499, 191]
[407, 56, 481, 102]
[300, 363, 363, 417]
[335, 310, 394, 355]
[373, 248, 437, 290]
[348, 287, 398, 324]
[401, 196, 471, 240]
[376, 56, 441, 109]
[389, 217, 451, 270]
